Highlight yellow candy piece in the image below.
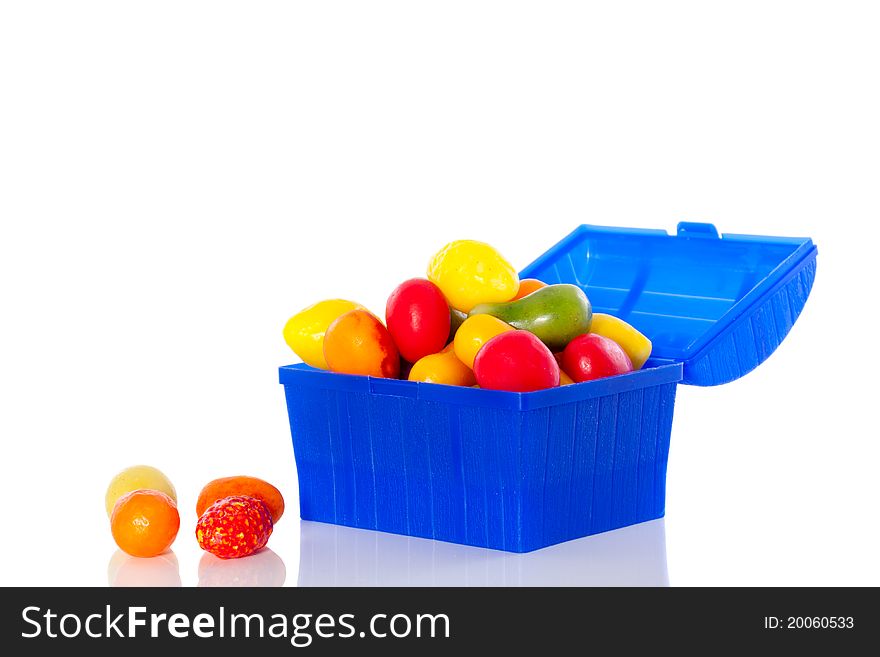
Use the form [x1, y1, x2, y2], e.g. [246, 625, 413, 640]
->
[427, 240, 519, 313]
[589, 313, 653, 370]
[105, 465, 177, 517]
[453, 314, 516, 369]
[283, 299, 365, 369]
[559, 369, 575, 385]
[409, 347, 476, 386]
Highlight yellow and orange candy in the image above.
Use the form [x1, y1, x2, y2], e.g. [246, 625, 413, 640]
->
[408, 344, 476, 386]
[111, 490, 180, 558]
[323, 309, 400, 378]
[197, 476, 285, 524]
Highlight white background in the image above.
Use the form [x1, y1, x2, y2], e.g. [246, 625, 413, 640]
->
[1, 1, 878, 586]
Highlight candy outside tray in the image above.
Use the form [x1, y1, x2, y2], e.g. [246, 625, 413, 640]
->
[280, 222, 817, 552]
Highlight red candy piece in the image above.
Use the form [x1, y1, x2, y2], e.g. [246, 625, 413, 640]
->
[196, 495, 273, 560]
[473, 330, 560, 392]
[385, 278, 451, 363]
[562, 333, 633, 382]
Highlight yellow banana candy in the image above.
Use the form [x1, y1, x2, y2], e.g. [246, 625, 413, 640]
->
[283, 299, 365, 369]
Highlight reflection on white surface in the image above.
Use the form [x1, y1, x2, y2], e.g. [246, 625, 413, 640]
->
[107, 550, 182, 587]
[298, 519, 668, 586]
[198, 548, 287, 587]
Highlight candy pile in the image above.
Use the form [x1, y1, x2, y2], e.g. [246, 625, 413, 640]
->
[284, 240, 653, 393]
[106, 466, 284, 560]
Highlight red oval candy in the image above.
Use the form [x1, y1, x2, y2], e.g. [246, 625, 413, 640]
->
[473, 330, 559, 392]
[562, 333, 633, 382]
[385, 278, 451, 363]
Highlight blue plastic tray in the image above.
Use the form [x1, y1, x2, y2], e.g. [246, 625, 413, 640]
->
[280, 222, 817, 552]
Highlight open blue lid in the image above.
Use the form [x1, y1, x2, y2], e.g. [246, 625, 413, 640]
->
[520, 222, 817, 386]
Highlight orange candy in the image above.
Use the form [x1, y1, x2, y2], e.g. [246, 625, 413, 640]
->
[323, 309, 400, 378]
[111, 490, 180, 558]
[511, 278, 547, 301]
[408, 345, 476, 386]
[196, 476, 285, 524]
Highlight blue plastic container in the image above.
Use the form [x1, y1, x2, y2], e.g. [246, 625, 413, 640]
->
[280, 222, 817, 552]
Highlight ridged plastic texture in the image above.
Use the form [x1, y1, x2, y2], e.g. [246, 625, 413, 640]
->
[281, 364, 680, 552]
[280, 223, 816, 551]
[520, 222, 817, 385]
